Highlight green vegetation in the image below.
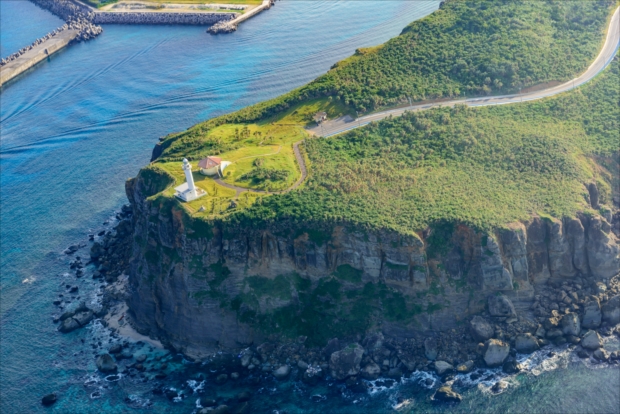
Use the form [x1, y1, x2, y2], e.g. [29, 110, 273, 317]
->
[236, 56, 620, 233]
[142, 0, 616, 234]
[232, 274, 427, 346]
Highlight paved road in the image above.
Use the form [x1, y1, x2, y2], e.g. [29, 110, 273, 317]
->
[311, 6, 620, 137]
[214, 140, 307, 197]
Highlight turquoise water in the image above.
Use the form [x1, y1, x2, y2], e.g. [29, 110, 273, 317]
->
[1, 1, 619, 413]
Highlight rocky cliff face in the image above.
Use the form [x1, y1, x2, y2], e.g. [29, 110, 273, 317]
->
[124, 170, 620, 359]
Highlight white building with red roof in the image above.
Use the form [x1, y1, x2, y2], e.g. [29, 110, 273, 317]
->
[198, 156, 231, 177]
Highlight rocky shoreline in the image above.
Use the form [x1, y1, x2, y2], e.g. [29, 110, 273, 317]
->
[46, 203, 620, 410]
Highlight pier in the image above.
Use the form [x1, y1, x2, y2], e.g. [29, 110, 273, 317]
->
[0, 30, 80, 86]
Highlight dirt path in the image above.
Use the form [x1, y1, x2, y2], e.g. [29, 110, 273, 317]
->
[214, 140, 307, 197]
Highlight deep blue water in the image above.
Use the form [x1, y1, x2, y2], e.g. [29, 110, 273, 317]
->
[1, 1, 619, 413]
[0, 0, 64, 57]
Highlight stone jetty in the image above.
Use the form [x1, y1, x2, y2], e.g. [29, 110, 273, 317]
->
[208, 0, 275, 34]
[1, 1, 102, 86]
[0, 30, 80, 86]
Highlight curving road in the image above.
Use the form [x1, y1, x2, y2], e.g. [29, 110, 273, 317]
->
[311, 6, 620, 137]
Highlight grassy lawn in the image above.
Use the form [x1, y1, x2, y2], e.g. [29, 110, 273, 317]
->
[154, 97, 352, 198]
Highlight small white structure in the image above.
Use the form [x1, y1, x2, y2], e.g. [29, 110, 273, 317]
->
[199, 156, 231, 177]
[175, 158, 206, 202]
[313, 111, 327, 124]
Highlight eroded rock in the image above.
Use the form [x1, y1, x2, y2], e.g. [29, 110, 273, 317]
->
[329, 343, 364, 380]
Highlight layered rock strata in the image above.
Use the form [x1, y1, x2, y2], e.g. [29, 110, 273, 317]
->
[123, 169, 620, 359]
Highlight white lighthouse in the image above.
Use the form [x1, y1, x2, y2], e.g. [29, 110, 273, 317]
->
[174, 158, 207, 202]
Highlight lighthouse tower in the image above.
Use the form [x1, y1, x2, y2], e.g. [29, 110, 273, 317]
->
[182, 158, 197, 198]
[174, 158, 206, 202]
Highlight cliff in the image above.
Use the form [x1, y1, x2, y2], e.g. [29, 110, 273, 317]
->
[124, 168, 620, 359]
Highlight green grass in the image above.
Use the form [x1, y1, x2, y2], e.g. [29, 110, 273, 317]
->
[137, 1, 618, 236]
[236, 56, 619, 233]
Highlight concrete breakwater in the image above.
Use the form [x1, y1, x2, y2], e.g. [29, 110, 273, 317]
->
[208, 0, 275, 34]
[92, 11, 236, 25]
[0, 30, 80, 86]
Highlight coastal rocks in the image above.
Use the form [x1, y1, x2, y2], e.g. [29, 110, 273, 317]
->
[41, 393, 57, 406]
[488, 295, 516, 317]
[434, 361, 454, 376]
[581, 297, 602, 329]
[424, 337, 438, 360]
[433, 385, 462, 403]
[483, 339, 510, 367]
[602, 295, 620, 325]
[560, 313, 580, 337]
[581, 330, 602, 350]
[502, 357, 521, 374]
[96, 354, 117, 373]
[57, 304, 94, 333]
[470, 316, 494, 341]
[360, 362, 381, 380]
[329, 343, 364, 380]
[456, 360, 474, 373]
[272, 365, 290, 380]
[515, 333, 539, 354]
[593, 348, 610, 362]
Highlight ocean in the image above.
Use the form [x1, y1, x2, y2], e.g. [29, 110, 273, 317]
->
[1, 0, 618, 413]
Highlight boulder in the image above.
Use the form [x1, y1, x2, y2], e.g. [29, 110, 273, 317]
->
[360, 362, 381, 380]
[362, 332, 384, 351]
[515, 333, 539, 354]
[581, 330, 602, 350]
[216, 373, 228, 384]
[96, 354, 117, 373]
[433, 385, 462, 403]
[424, 337, 438, 360]
[41, 393, 57, 406]
[456, 360, 474, 373]
[593, 348, 609, 362]
[108, 343, 122, 354]
[470, 316, 494, 342]
[561, 313, 580, 337]
[72, 311, 94, 327]
[488, 295, 516, 317]
[329, 343, 364, 380]
[484, 339, 510, 367]
[58, 317, 81, 333]
[581, 297, 602, 329]
[434, 361, 454, 376]
[602, 295, 620, 325]
[272, 365, 290, 380]
[502, 357, 521, 374]
[240, 349, 253, 367]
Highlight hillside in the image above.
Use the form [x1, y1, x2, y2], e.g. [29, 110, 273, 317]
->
[143, 0, 617, 234]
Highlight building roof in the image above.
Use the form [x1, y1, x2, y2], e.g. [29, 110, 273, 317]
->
[313, 111, 327, 121]
[198, 156, 222, 169]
